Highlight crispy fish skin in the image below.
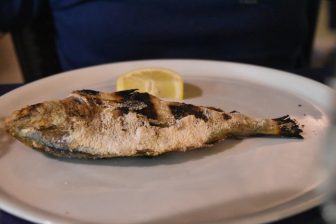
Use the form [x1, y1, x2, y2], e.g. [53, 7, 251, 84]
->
[4, 89, 303, 159]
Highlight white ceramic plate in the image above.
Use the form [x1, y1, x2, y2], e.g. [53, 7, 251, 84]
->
[0, 59, 332, 224]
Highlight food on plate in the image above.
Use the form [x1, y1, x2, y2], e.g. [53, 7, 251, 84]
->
[116, 67, 184, 100]
[4, 89, 303, 159]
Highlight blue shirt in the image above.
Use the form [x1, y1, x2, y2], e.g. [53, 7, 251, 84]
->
[1, 0, 312, 71]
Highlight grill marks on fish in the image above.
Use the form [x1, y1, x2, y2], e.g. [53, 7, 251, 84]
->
[78, 89, 100, 96]
[68, 89, 158, 120]
[206, 106, 223, 112]
[222, 113, 232, 120]
[114, 90, 158, 119]
[129, 92, 157, 120]
[117, 107, 130, 115]
[169, 103, 208, 121]
[114, 89, 137, 98]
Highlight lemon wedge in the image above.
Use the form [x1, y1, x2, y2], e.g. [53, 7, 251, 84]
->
[116, 68, 184, 100]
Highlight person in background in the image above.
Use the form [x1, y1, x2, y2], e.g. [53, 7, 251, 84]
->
[0, 1, 322, 224]
[0, 0, 318, 72]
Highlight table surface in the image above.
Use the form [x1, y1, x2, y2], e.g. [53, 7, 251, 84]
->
[0, 67, 332, 224]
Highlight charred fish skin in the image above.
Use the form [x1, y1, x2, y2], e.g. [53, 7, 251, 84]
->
[272, 115, 303, 139]
[4, 90, 303, 159]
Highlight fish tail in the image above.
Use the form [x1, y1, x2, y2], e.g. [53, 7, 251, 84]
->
[272, 115, 303, 139]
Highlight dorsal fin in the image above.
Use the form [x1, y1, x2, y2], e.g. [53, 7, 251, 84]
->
[74, 89, 100, 96]
[114, 89, 138, 99]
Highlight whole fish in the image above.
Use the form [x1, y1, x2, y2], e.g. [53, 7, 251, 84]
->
[4, 89, 303, 159]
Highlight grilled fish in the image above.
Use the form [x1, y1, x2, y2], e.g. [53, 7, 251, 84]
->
[4, 89, 303, 159]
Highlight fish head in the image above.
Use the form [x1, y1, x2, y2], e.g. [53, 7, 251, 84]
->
[4, 101, 68, 144]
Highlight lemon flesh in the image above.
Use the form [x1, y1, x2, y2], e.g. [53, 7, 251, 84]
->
[116, 68, 184, 100]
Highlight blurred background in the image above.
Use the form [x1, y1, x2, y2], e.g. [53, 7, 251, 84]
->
[0, 0, 335, 85]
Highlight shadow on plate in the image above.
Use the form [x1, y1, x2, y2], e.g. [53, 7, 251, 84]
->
[53, 139, 242, 167]
[184, 83, 202, 99]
